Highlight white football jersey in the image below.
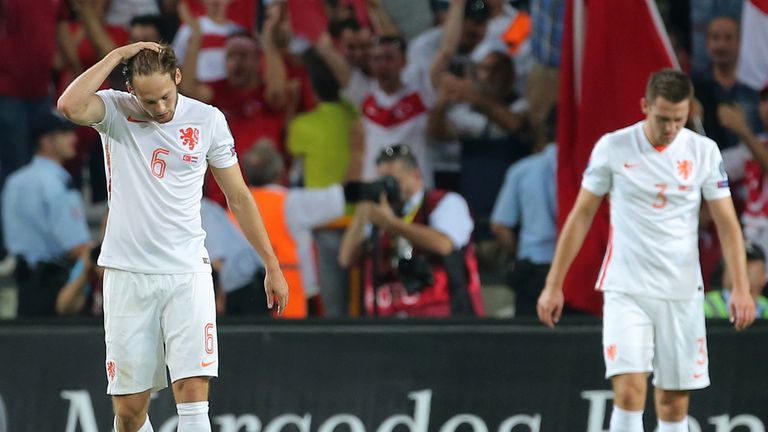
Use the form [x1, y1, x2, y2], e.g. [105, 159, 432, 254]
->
[582, 122, 731, 300]
[343, 70, 435, 186]
[93, 90, 238, 274]
[172, 17, 244, 83]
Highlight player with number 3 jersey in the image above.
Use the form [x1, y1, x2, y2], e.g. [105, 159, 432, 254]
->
[537, 70, 756, 432]
[57, 42, 289, 432]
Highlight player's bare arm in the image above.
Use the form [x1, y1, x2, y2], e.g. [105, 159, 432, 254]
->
[537, 188, 604, 328]
[707, 197, 757, 330]
[210, 164, 290, 315]
[58, 42, 162, 125]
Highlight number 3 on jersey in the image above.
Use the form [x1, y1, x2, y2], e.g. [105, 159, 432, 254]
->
[151, 148, 170, 179]
[653, 183, 668, 209]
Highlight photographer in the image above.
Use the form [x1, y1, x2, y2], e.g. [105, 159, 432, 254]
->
[339, 145, 484, 317]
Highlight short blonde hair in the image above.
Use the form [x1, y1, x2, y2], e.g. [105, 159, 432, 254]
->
[123, 44, 178, 85]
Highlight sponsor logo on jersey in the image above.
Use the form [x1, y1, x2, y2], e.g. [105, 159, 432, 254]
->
[605, 344, 617, 362]
[202, 257, 210, 264]
[182, 154, 199, 163]
[678, 185, 693, 191]
[179, 127, 200, 150]
[126, 115, 147, 123]
[717, 180, 730, 188]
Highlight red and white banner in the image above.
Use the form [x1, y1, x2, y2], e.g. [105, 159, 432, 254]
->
[557, 0, 677, 315]
[736, 0, 768, 91]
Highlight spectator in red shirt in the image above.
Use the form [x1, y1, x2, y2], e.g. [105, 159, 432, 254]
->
[61, 0, 131, 89]
[56, 0, 131, 202]
[0, 0, 72, 261]
[173, 0, 244, 83]
[183, 0, 256, 32]
[179, 3, 291, 205]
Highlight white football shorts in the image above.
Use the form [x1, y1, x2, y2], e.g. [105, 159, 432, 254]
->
[102, 268, 218, 395]
[602, 291, 709, 390]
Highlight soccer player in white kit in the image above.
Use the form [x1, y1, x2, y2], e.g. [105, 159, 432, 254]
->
[57, 42, 289, 432]
[537, 69, 756, 432]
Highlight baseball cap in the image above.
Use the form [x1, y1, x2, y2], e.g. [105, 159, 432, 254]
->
[31, 106, 77, 141]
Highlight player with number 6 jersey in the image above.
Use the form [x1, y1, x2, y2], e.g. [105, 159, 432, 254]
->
[94, 88, 233, 274]
[57, 42, 289, 432]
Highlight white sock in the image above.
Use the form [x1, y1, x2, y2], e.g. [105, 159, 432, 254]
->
[609, 405, 644, 432]
[177, 401, 211, 432]
[114, 415, 153, 432]
[138, 415, 154, 432]
[658, 418, 688, 432]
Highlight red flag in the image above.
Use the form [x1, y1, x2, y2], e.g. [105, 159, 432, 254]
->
[557, 0, 677, 315]
[736, 0, 768, 91]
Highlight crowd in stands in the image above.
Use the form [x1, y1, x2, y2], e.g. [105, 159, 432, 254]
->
[1, 0, 767, 319]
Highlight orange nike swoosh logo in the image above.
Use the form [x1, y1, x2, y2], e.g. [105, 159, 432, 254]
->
[127, 115, 147, 123]
[201, 360, 217, 367]
[623, 163, 639, 169]
[693, 372, 705, 379]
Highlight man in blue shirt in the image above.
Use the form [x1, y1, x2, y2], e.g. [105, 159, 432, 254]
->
[1, 107, 91, 317]
[491, 143, 557, 317]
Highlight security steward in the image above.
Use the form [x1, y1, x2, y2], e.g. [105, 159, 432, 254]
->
[1, 106, 91, 317]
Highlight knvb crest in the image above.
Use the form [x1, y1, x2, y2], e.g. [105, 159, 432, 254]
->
[677, 160, 693, 181]
[180, 127, 200, 150]
[106, 360, 117, 382]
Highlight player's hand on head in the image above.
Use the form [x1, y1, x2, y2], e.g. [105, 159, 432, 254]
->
[537, 284, 564, 328]
[264, 267, 289, 316]
[115, 42, 163, 63]
[729, 288, 757, 331]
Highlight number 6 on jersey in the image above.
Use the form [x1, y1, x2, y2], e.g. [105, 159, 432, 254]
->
[152, 148, 170, 179]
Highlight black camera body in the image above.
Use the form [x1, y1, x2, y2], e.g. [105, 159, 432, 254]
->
[344, 176, 403, 214]
[398, 254, 435, 295]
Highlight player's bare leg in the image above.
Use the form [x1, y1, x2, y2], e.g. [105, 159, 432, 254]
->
[113, 391, 152, 432]
[654, 388, 689, 431]
[612, 373, 648, 410]
[172, 376, 211, 431]
[609, 373, 649, 432]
